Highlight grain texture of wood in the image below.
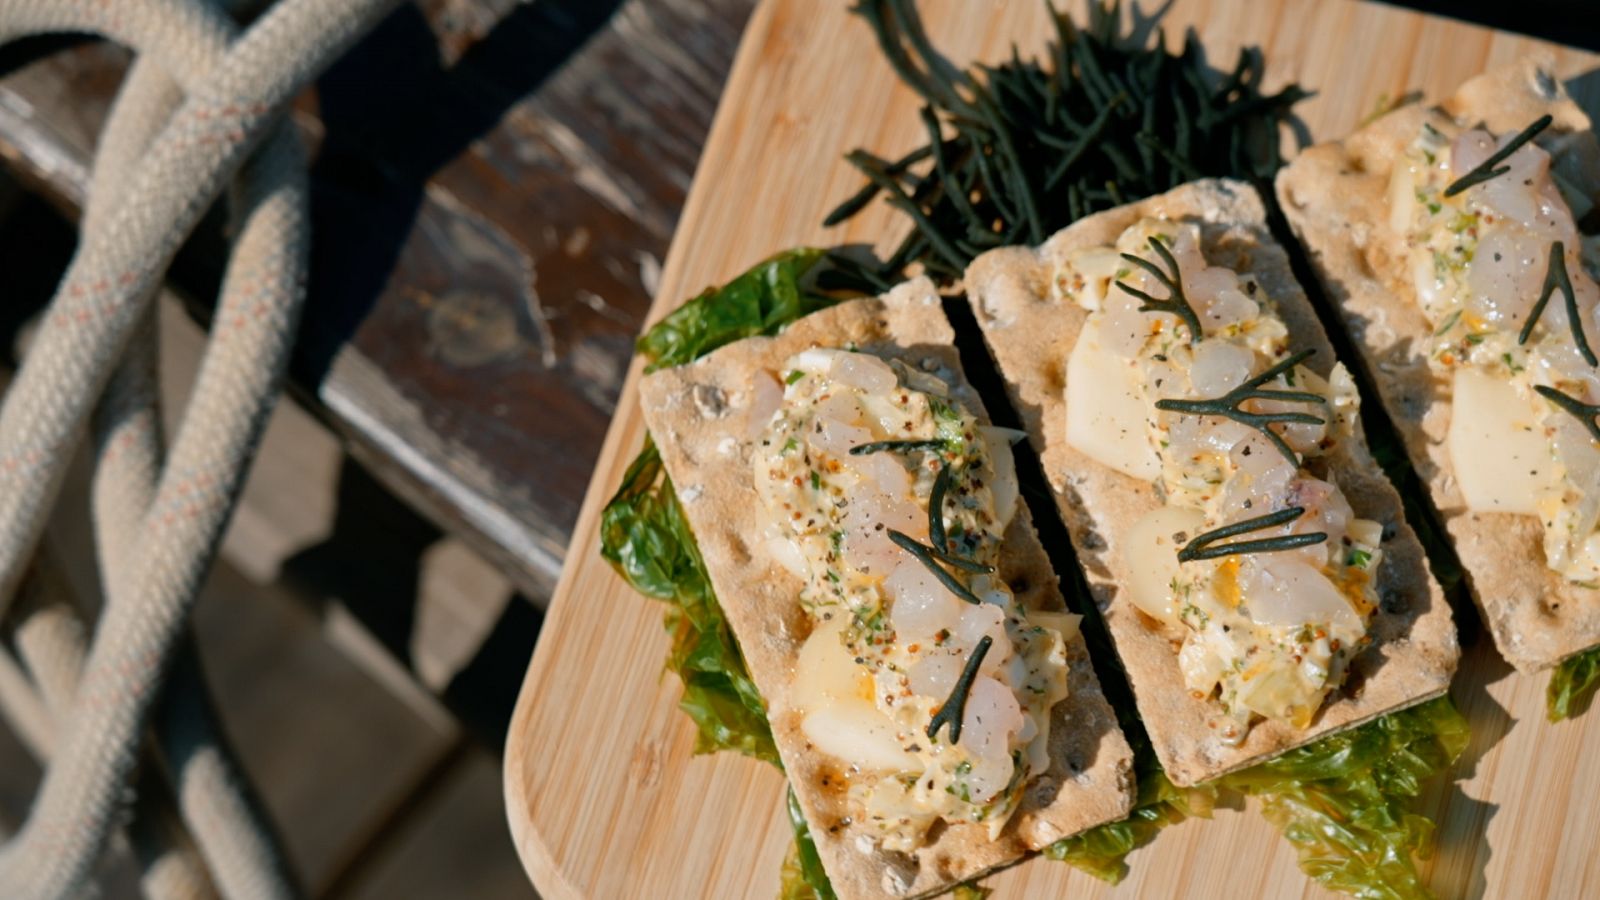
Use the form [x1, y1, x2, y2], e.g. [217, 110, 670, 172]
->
[506, 1, 1600, 898]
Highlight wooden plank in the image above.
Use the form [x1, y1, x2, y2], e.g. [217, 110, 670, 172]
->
[503, 1, 1600, 898]
[0, 0, 756, 606]
[341, 747, 538, 900]
[190, 561, 460, 896]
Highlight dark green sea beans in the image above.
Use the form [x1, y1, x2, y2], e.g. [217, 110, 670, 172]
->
[826, 0, 1310, 283]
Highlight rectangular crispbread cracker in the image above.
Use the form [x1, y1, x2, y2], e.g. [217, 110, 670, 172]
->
[963, 179, 1459, 786]
[1276, 55, 1600, 672]
[638, 279, 1135, 900]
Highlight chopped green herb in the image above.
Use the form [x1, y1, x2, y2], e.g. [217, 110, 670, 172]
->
[1347, 548, 1372, 568]
[1433, 309, 1462, 337]
[786, 369, 806, 385]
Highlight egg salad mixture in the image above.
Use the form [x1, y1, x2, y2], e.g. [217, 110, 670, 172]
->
[1390, 112, 1600, 583]
[1058, 218, 1381, 744]
[752, 348, 1074, 852]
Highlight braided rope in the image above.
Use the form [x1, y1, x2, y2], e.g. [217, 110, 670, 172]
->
[5, 560, 219, 900]
[84, 4, 299, 895]
[0, 0, 400, 895]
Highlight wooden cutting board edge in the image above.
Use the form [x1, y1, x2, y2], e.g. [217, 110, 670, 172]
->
[498, 0, 776, 892]
[505, 2, 1600, 898]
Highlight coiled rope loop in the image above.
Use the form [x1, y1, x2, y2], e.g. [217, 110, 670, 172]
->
[0, 0, 401, 896]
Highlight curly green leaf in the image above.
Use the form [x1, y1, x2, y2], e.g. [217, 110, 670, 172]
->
[1549, 645, 1600, 722]
[638, 248, 836, 371]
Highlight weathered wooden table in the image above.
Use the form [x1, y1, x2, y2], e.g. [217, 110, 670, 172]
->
[0, 0, 755, 611]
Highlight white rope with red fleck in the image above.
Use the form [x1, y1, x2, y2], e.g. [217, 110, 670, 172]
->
[82, 3, 301, 895]
[0, 0, 400, 896]
[4, 557, 220, 900]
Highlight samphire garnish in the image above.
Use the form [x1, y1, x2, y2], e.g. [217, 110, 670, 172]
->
[868, 448, 995, 594]
[849, 438, 948, 456]
[1535, 384, 1600, 443]
[1176, 506, 1329, 562]
[888, 529, 986, 603]
[1153, 347, 1327, 465]
[926, 635, 994, 744]
[1115, 235, 1204, 344]
[889, 529, 996, 574]
[1441, 113, 1553, 197]
[823, 0, 1309, 284]
[1518, 240, 1598, 366]
[928, 461, 954, 550]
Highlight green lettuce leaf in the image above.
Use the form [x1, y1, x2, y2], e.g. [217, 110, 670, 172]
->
[1045, 749, 1216, 883]
[1217, 696, 1469, 900]
[1548, 645, 1600, 721]
[1047, 698, 1467, 897]
[638, 248, 834, 372]
[779, 786, 836, 900]
[601, 438, 778, 765]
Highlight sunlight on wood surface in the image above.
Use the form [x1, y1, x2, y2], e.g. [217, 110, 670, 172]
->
[506, 2, 1600, 897]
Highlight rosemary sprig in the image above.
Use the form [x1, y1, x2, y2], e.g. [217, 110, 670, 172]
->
[824, 0, 1309, 284]
[1535, 384, 1600, 443]
[1115, 235, 1204, 344]
[929, 462, 953, 551]
[1517, 241, 1597, 366]
[1154, 348, 1326, 465]
[849, 439, 947, 456]
[1442, 114, 1553, 197]
[1177, 506, 1328, 562]
[927, 635, 993, 744]
[888, 529, 986, 603]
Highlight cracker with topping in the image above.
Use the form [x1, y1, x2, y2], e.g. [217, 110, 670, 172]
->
[640, 278, 1134, 899]
[1277, 56, 1600, 672]
[964, 179, 1458, 786]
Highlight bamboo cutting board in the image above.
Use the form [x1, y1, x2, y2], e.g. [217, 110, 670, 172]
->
[504, 2, 1600, 897]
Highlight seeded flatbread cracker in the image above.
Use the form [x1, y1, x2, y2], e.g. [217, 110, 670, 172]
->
[963, 179, 1459, 787]
[638, 278, 1134, 900]
[1276, 55, 1600, 672]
